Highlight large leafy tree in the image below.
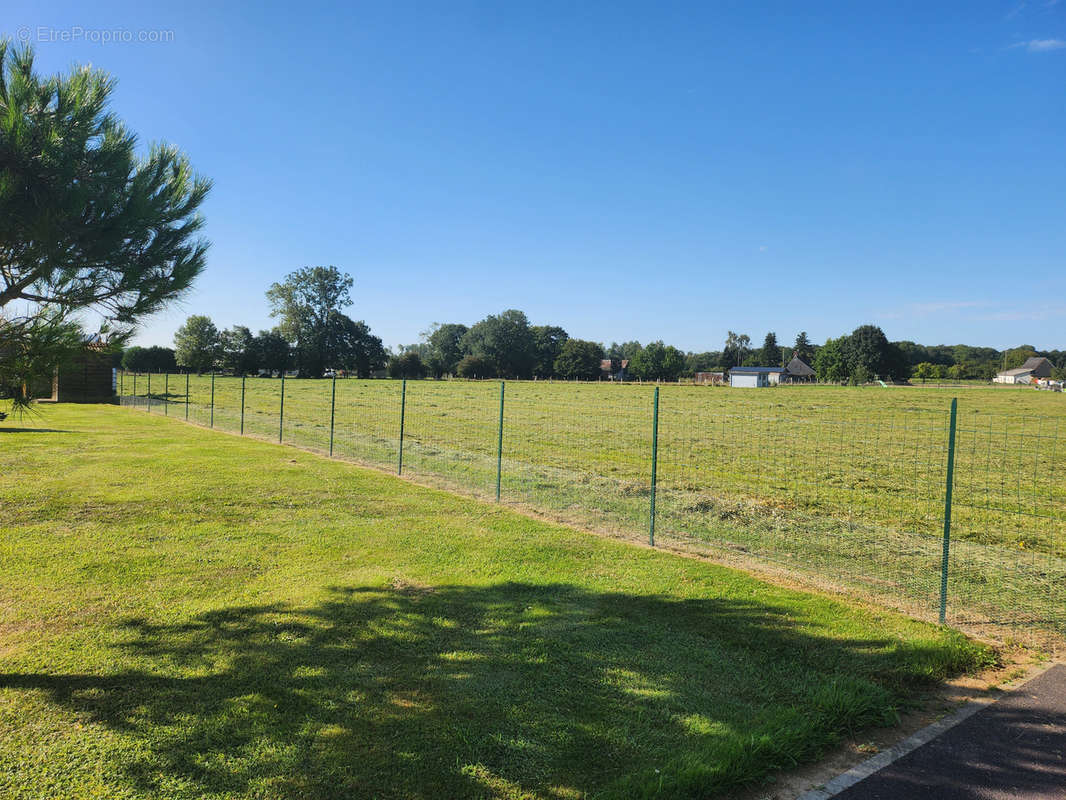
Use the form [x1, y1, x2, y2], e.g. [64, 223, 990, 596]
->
[219, 325, 258, 375]
[456, 354, 495, 379]
[685, 351, 721, 373]
[323, 312, 386, 378]
[606, 341, 643, 362]
[461, 309, 536, 379]
[0, 43, 210, 406]
[846, 325, 888, 378]
[531, 325, 569, 378]
[812, 326, 909, 383]
[120, 346, 151, 373]
[553, 339, 604, 380]
[913, 362, 935, 383]
[122, 345, 175, 373]
[846, 324, 909, 382]
[1002, 346, 1038, 370]
[148, 345, 176, 372]
[174, 315, 220, 374]
[266, 266, 354, 377]
[387, 351, 426, 379]
[424, 323, 468, 378]
[254, 329, 290, 376]
[814, 336, 848, 383]
[630, 341, 685, 381]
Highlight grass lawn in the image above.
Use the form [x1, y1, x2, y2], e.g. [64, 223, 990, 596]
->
[2, 405, 991, 799]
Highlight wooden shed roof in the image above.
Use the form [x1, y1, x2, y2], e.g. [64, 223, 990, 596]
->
[785, 356, 815, 376]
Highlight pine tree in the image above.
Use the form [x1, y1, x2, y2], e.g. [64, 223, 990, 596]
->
[792, 331, 814, 364]
[759, 332, 780, 366]
[0, 43, 210, 408]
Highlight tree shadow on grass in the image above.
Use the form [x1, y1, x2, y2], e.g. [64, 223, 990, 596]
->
[0, 582, 979, 799]
[0, 427, 71, 433]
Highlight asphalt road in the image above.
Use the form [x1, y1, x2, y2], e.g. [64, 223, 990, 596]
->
[832, 664, 1066, 799]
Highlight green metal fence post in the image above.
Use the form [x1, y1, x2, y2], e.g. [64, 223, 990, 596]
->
[240, 375, 246, 435]
[279, 373, 286, 443]
[147, 372, 151, 413]
[120, 370, 124, 402]
[210, 373, 215, 428]
[185, 373, 189, 420]
[164, 373, 169, 416]
[133, 373, 137, 407]
[649, 386, 660, 546]
[397, 378, 407, 475]
[939, 397, 958, 624]
[496, 380, 505, 501]
[328, 375, 337, 457]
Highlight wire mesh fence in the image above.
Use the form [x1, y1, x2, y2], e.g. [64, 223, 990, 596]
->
[116, 372, 1066, 651]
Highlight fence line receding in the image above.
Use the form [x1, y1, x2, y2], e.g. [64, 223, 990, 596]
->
[117, 372, 1066, 650]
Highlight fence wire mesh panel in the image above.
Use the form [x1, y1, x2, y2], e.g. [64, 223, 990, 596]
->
[117, 373, 133, 408]
[502, 382, 654, 540]
[950, 413, 1066, 648]
[210, 375, 240, 433]
[182, 374, 212, 428]
[331, 379, 402, 470]
[112, 373, 1066, 650]
[242, 377, 282, 441]
[655, 389, 951, 624]
[281, 378, 333, 453]
[121, 372, 150, 411]
[399, 380, 500, 499]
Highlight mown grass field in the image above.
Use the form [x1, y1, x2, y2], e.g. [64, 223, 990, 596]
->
[123, 376, 1066, 646]
[0, 405, 992, 799]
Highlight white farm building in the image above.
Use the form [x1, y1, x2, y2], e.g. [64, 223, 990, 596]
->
[728, 366, 781, 387]
[728, 357, 816, 387]
[994, 357, 1053, 385]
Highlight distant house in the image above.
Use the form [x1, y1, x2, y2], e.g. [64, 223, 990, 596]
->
[994, 357, 1053, 385]
[600, 359, 629, 381]
[728, 366, 782, 387]
[781, 356, 816, 384]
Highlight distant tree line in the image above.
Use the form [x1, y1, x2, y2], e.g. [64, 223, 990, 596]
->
[902, 343, 1065, 382]
[118, 278, 1066, 384]
[390, 310, 691, 381]
[682, 328, 1065, 384]
[120, 267, 387, 378]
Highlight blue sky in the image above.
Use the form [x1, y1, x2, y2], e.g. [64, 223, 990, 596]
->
[7, 1, 1065, 352]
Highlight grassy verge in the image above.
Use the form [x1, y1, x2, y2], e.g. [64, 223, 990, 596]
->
[1, 405, 991, 799]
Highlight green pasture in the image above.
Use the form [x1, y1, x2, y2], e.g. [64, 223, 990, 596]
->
[0, 405, 990, 799]
[120, 376, 1066, 645]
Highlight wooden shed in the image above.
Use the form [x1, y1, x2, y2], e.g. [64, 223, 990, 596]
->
[37, 337, 116, 403]
[781, 356, 816, 383]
